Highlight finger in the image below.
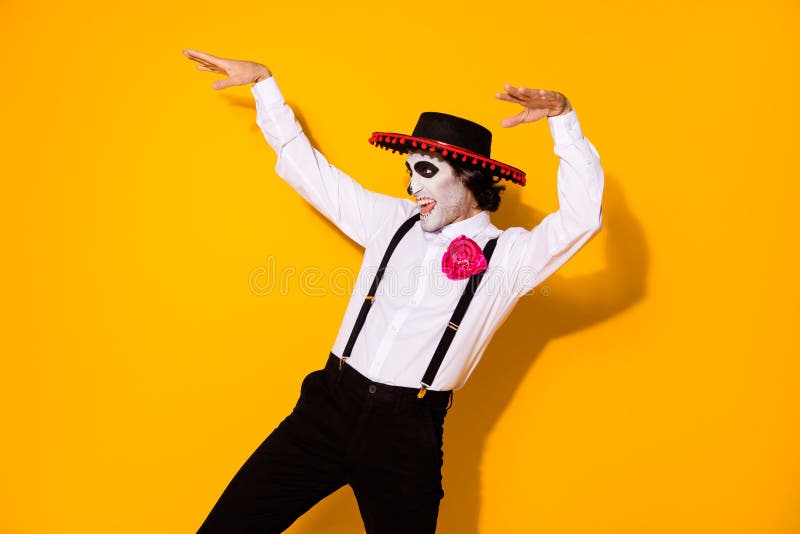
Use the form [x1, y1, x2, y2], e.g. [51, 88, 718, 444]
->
[504, 84, 529, 99]
[524, 87, 562, 109]
[187, 50, 232, 73]
[514, 86, 545, 96]
[183, 49, 224, 64]
[183, 48, 209, 63]
[504, 86, 535, 106]
[197, 65, 216, 72]
[495, 92, 524, 104]
[500, 110, 526, 128]
[525, 108, 550, 122]
[507, 85, 548, 104]
[184, 57, 219, 68]
[212, 78, 237, 90]
[185, 53, 221, 70]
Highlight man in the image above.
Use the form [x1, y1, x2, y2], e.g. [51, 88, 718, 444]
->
[183, 48, 604, 534]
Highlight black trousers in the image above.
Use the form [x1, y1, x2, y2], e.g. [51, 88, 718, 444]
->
[196, 353, 454, 534]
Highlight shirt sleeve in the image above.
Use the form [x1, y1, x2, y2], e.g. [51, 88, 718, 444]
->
[250, 77, 413, 248]
[504, 109, 605, 295]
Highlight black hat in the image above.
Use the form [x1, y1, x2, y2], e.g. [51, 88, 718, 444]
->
[369, 112, 526, 185]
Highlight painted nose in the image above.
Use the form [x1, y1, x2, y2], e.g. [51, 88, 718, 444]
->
[407, 178, 422, 197]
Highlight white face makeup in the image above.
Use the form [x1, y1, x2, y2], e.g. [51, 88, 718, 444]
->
[405, 150, 481, 233]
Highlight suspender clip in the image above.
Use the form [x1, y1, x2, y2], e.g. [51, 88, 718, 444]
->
[417, 384, 429, 399]
[339, 357, 346, 371]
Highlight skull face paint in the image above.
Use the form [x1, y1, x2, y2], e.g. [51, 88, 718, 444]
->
[406, 150, 481, 232]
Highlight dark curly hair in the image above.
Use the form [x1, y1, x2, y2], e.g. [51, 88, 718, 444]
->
[454, 164, 506, 212]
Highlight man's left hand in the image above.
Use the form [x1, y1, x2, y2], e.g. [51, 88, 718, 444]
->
[495, 84, 572, 127]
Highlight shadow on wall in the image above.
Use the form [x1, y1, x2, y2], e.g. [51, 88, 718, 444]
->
[223, 94, 649, 533]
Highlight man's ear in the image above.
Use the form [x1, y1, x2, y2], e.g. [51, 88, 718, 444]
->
[470, 191, 480, 210]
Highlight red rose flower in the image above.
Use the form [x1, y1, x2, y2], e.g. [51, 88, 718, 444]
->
[441, 235, 488, 281]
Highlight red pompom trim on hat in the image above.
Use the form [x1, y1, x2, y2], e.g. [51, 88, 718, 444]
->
[368, 132, 526, 185]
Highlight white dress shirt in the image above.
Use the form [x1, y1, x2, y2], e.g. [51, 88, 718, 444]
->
[251, 77, 604, 391]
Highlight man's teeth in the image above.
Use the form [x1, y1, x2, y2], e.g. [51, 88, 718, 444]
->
[418, 198, 436, 217]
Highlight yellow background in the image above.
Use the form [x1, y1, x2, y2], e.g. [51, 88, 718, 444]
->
[2, 0, 798, 532]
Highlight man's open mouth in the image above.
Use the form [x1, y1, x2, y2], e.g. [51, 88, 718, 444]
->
[419, 197, 436, 218]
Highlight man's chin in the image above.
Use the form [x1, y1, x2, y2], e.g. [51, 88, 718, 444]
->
[420, 217, 444, 233]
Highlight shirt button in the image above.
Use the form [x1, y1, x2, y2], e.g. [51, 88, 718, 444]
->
[410, 298, 419, 305]
[368, 385, 377, 394]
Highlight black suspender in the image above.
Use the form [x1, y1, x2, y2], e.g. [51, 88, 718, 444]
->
[340, 213, 421, 369]
[418, 237, 498, 397]
[338, 212, 499, 395]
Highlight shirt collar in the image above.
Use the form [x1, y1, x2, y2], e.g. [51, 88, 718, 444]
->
[435, 210, 492, 241]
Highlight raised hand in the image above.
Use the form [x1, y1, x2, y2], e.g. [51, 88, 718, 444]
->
[183, 48, 272, 90]
[495, 84, 572, 128]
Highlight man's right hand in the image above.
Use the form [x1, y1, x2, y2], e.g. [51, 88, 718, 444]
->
[183, 49, 272, 90]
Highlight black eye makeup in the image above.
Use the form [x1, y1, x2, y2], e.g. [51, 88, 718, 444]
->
[413, 161, 440, 178]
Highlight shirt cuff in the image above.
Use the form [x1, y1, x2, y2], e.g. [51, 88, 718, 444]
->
[547, 109, 584, 147]
[250, 76, 285, 107]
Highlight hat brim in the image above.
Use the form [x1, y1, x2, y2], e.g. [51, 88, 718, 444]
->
[368, 132, 526, 186]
